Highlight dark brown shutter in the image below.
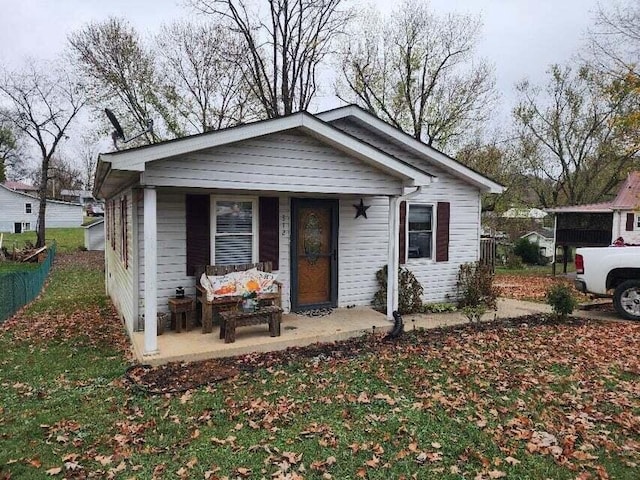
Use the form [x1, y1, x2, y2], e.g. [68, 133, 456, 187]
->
[626, 213, 634, 231]
[259, 197, 279, 270]
[436, 202, 450, 262]
[186, 194, 210, 276]
[399, 201, 407, 265]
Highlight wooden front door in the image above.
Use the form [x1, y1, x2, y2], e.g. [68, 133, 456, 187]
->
[291, 199, 338, 311]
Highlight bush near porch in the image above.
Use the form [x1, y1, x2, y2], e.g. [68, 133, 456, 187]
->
[1, 253, 639, 479]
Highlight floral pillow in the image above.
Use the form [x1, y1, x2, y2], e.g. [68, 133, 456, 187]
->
[201, 272, 240, 301]
[236, 269, 279, 295]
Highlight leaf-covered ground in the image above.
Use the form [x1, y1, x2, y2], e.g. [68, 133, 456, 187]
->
[495, 273, 589, 303]
[1, 253, 639, 480]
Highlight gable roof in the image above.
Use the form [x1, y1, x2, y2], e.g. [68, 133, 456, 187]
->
[521, 228, 554, 240]
[96, 111, 435, 195]
[3, 181, 37, 192]
[547, 171, 640, 213]
[0, 183, 83, 207]
[316, 105, 504, 194]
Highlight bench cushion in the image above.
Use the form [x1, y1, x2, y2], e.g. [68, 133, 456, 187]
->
[200, 269, 279, 301]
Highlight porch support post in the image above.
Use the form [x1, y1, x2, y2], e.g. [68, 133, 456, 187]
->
[143, 186, 158, 355]
[387, 196, 399, 320]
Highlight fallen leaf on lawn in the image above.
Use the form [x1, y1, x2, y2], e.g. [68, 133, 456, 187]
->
[236, 467, 251, 477]
[45, 467, 62, 476]
[365, 455, 380, 468]
[95, 454, 112, 466]
[431, 442, 442, 449]
[28, 458, 42, 468]
[505, 456, 520, 466]
[488, 470, 507, 478]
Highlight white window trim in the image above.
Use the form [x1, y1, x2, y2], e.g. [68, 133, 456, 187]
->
[25, 203, 32, 214]
[210, 195, 259, 265]
[406, 202, 436, 263]
[636, 214, 640, 229]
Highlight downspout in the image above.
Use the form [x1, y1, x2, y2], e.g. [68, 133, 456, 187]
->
[387, 186, 425, 320]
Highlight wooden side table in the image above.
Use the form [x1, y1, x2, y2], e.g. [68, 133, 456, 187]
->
[168, 297, 195, 333]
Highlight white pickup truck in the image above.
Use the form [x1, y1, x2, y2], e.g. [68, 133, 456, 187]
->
[574, 246, 640, 320]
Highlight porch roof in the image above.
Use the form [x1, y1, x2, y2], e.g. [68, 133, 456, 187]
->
[94, 112, 435, 199]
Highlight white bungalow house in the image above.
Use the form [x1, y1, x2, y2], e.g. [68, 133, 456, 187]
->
[520, 228, 554, 261]
[0, 183, 83, 233]
[94, 106, 503, 356]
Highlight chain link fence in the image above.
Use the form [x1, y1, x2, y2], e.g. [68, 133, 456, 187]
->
[0, 243, 57, 323]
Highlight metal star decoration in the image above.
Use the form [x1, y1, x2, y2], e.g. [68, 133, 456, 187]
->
[353, 198, 371, 219]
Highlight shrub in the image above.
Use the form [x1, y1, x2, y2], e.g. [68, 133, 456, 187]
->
[505, 252, 523, 269]
[461, 305, 487, 324]
[456, 262, 498, 311]
[373, 265, 424, 314]
[422, 302, 457, 313]
[545, 283, 578, 318]
[513, 238, 543, 265]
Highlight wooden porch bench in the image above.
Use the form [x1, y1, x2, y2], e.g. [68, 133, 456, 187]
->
[194, 262, 282, 334]
[219, 305, 282, 343]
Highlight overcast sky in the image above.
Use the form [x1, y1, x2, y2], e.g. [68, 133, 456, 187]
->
[0, 0, 601, 159]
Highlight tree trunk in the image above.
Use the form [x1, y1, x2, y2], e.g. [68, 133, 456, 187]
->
[36, 156, 49, 248]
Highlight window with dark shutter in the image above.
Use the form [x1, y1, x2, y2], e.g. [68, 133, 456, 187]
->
[626, 213, 634, 231]
[398, 201, 407, 264]
[435, 202, 450, 262]
[186, 194, 211, 276]
[259, 197, 280, 270]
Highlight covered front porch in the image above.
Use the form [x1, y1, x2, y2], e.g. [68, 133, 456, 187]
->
[130, 306, 392, 366]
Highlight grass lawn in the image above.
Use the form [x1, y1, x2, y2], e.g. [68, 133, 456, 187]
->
[1, 253, 639, 479]
[1, 227, 84, 254]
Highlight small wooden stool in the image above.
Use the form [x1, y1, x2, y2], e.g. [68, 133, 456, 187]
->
[168, 297, 195, 333]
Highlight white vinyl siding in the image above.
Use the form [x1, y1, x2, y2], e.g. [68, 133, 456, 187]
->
[0, 185, 82, 233]
[337, 196, 390, 307]
[143, 132, 403, 196]
[105, 189, 135, 331]
[137, 191, 196, 328]
[329, 118, 483, 303]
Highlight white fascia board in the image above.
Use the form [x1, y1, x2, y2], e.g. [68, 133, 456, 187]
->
[318, 105, 504, 194]
[102, 111, 433, 187]
[300, 115, 433, 187]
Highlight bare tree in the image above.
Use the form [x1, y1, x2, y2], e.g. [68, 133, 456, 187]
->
[513, 64, 638, 208]
[190, 0, 352, 118]
[0, 62, 86, 247]
[338, 0, 495, 150]
[156, 20, 256, 133]
[0, 117, 23, 181]
[68, 17, 172, 143]
[587, 0, 640, 76]
[76, 140, 99, 191]
[30, 156, 83, 199]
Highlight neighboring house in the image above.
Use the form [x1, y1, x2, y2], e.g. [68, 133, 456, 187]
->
[547, 171, 640, 247]
[3, 181, 38, 195]
[0, 183, 83, 233]
[520, 228, 554, 260]
[94, 105, 503, 356]
[84, 219, 105, 251]
[60, 189, 95, 205]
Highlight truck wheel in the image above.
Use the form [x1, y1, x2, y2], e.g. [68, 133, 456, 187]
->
[613, 280, 640, 320]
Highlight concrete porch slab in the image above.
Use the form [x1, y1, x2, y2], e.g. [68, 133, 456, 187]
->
[131, 307, 393, 366]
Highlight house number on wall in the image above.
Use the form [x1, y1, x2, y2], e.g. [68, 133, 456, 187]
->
[281, 214, 289, 237]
